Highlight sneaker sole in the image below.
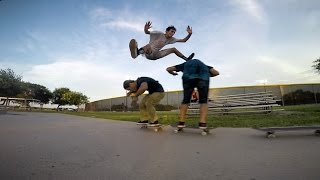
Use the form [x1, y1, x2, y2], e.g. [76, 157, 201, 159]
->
[129, 39, 138, 59]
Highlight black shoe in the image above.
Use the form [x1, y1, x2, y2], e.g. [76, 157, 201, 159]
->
[177, 121, 186, 128]
[149, 120, 159, 125]
[137, 120, 148, 125]
[199, 122, 207, 129]
[187, 53, 195, 60]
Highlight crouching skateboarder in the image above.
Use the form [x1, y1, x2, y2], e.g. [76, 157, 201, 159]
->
[123, 77, 165, 126]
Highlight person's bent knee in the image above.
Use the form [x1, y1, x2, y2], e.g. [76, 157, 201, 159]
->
[170, 47, 177, 53]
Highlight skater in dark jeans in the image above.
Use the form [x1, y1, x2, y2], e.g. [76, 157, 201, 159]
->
[166, 59, 219, 129]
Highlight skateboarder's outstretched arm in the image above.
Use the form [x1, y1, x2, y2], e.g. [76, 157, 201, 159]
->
[176, 26, 192, 42]
[209, 67, 219, 77]
[166, 66, 179, 76]
[144, 21, 152, 34]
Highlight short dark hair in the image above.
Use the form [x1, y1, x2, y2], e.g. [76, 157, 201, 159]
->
[123, 80, 134, 89]
[166, 25, 176, 32]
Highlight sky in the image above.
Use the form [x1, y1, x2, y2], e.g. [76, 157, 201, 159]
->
[0, 0, 320, 102]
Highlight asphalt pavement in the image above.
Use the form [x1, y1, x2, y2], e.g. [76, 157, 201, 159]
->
[0, 112, 319, 180]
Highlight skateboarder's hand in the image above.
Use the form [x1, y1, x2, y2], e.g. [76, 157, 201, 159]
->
[145, 21, 152, 31]
[186, 26, 192, 34]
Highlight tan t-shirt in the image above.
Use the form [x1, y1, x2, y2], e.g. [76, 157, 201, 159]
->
[149, 31, 177, 52]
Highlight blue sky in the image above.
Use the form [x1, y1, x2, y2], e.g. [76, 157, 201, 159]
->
[1, 0, 319, 101]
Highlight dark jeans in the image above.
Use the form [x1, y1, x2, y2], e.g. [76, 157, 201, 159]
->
[182, 79, 209, 104]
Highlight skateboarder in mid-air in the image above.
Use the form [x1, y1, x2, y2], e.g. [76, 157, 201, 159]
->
[166, 59, 219, 129]
[129, 21, 194, 61]
[123, 77, 165, 125]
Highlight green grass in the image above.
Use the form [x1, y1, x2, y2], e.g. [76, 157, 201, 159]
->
[60, 104, 320, 128]
[11, 104, 319, 128]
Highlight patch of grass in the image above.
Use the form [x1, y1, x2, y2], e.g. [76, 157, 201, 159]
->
[62, 104, 320, 128]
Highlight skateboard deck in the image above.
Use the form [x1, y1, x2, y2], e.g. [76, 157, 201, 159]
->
[171, 125, 214, 136]
[253, 125, 320, 138]
[137, 123, 165, 132]
[129, 39, 138, 59]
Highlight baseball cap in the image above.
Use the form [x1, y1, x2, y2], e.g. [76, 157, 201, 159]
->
[123, 80, 134, 89]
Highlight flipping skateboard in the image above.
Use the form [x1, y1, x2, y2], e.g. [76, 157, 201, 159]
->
[171, 125, 214, 136]
[138, 123, 165, 132]
[129, 39, 138, 59]
[253, 125, 320, 138]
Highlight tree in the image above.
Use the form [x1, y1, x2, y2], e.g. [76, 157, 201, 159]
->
[19, 82, 53, 102]
[52, 87, 71, 109]
[312, 57, 320, 74]
[0, 68, 23, 97]
[32, 85, 53, 104]
[16, 82, 53, 109]
[63, 91, 89, 109]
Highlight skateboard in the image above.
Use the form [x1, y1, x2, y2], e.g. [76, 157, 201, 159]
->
[129, 39, 138, 59]
[137, 123, 165, 132]
[171, 125, 214, 136]
[253, 125, 320, 138]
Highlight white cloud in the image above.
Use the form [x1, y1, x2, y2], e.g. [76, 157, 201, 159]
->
[101, 20, 142, 32]
[90, 7, 112, 19]
[231, 0, 266, 24]
[89, 7, 148, 32]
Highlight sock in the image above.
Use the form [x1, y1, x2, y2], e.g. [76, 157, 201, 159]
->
[138, 48, 144, 54]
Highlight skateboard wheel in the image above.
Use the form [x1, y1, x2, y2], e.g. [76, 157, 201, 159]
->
[201, 131, 207, 136]
[154, 128, 158, 132]
[314, 130, 320, 136]
[174, 129, 179, 133]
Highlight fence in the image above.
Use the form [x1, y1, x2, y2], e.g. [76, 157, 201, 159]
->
[85, 83, 320, 111]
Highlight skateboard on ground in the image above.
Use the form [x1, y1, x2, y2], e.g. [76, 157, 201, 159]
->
[253, 125, 320, 138]
[171, 125, 214, 136]
[137, 123, 165, 132]
[129, 39, 138, 59]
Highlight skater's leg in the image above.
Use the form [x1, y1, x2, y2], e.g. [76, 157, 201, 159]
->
[199, 103, 208, 124]
[179, 79, 196, 122]
[179, 104, 189, 122]
[139, 96, 149, 121]
[153, 48, 194, 61]
[197, 80, 210, 127]
[145, 92, 165, 123]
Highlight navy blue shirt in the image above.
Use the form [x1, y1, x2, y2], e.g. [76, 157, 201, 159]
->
[175, 59, 213, 82]
[136, 77, 164, 94]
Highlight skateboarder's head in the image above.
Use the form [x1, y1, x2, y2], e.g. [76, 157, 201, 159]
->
[165, 25, 176, 37]
[123, 80, 135, 90]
